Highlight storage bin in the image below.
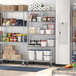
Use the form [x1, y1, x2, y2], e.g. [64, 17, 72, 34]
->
[47, 39, 55, 46]
[48, 24, 54, 29]
[36, 50, 43, 61]
[18, 5, 28, 11]
[46, 29, 51, 34]
[28, 51, 35, 61]
[2, 5, 18, 12]
[40, 29, 45, 34]
[50, 29, 54, 34]
[37, 17, 41, 22]
[44, 56, 52, 61]
[44, 50, 51, 55]
[41, 40, 47, 47]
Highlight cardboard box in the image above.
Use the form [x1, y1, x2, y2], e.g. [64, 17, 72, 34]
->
[11, 54, 23, 60]
[3, 54, 11, 59]
[10, 50, 18, 55]
[5, 45, 15, 50]
[18, 5, 28, 11]
[4, 50, 10, 54]
[73, 17, 76, 26]
[2, 5, 18, 12]
[0, 13, 2, 26]
[4, 50, 18, 55]
[73, 11, 76, 17]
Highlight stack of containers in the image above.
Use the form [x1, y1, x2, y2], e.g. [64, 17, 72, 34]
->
[43, 50, 52, 61]
[3, 45, 23, 60]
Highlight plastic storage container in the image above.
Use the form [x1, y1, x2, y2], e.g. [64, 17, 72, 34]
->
[41, 40, 47, 47]
[36, 50, 43, 61]
[28, 50, 35, 61]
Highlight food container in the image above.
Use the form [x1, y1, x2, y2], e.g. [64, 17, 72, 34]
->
[47, 39, 55, 46]
[44, 56, 52, 61]
[3, 37, 6, 42]
[29, 27, 35, 34]
[5, 37, 10, 42]
[44, 50, 52, 55]
[48, 24, 54, 29]
[3, 33, 7, 37]
[40, 29, 45, 34]
[22, 34, 27, 42]
[47, 17, 51, 22]
[8, 33, 12, 37]
[50, 29, 54, 35]
[10, 37, 14, 42]
[43, 25, 48, 29]
[37, 17, 41, 22]
[12, 33, 18, 37]
[28, 50, 35, 60]
[41, 40, 47, 47]
[46, 29, 51, 34]
[14, 37, 18, 42]
[18, 34, 23, 42]
[43, 17, 47, 22]
[29, 14, 32, 21]
[36, 50, 43, 61]
[74, 30, 76, 37]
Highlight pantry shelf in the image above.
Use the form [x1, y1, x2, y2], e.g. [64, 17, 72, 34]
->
[28, 10, 55, 65]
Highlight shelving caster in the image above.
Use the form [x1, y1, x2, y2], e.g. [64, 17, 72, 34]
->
[22, 61, 25, 65]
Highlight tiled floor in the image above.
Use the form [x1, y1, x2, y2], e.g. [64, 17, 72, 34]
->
[0, 64, 57, 76]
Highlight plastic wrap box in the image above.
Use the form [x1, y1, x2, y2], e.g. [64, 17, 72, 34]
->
[36, 51, 43, 61]
[18, 5, 28, 11]
[28, 51, 35, 61]
[44, 56, 52, 61]
[2, 5, 18, 12]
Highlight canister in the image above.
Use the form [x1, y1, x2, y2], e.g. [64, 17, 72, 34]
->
[40, 29, 45, 34]
[74, 30, 76, 37]
[50, 29, 54, 35]
[43, 25, 48, 29]
[12, 33, 18, 37]
[41, 40, 47, 47]
[29, 27, 35, 34]
[46, 29, 51, 34]
[14, 37, 18, 42]
[43, 17, 47, 22]
[5, 37, 10, 42]
[8, 33, 12, 37]
[47, 17, 51, 22]
[37, 17, 41, 22]
[18, 34, 23, 42]
[48, 24, 55, 29]
[3, 37, 6, 42]
[3, 33, 7, 37]
[22, 34, 27, 42]
[10, 37, 14, 42]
